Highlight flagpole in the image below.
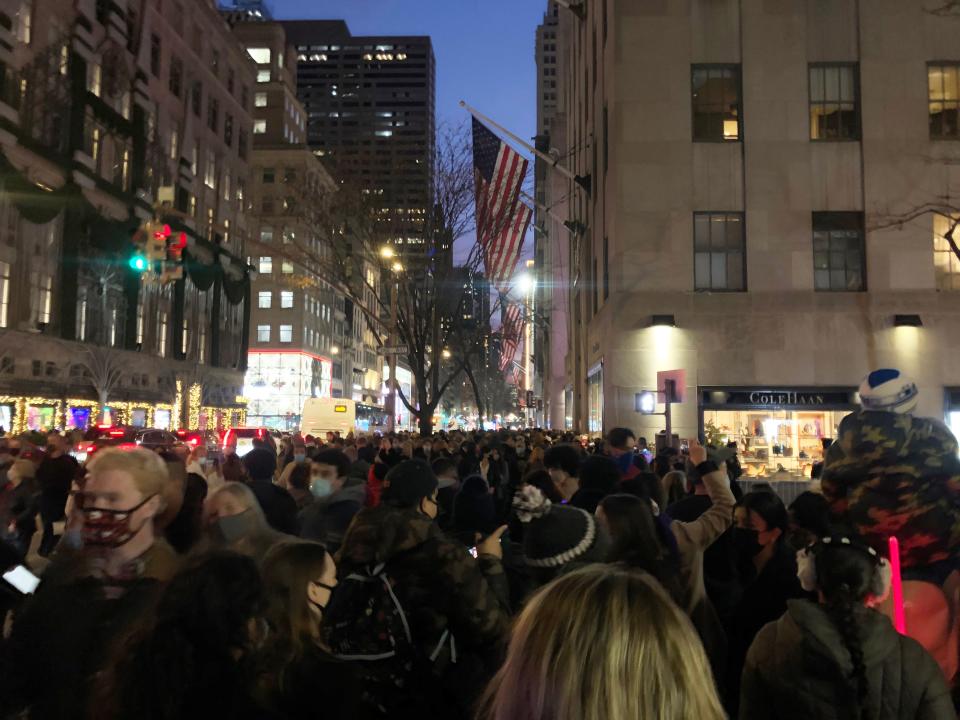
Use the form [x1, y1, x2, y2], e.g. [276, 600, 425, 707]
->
[460, 100, 591, 194]
[519, 190, 585, 236]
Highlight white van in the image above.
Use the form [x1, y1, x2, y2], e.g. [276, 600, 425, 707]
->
[301, 398, 356, 437]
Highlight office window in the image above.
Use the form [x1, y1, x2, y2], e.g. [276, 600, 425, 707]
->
[279, 325, 293, 343]
[933, 214, 960, 290]
[191, 81, 202, 118]
[0, 260, 9, 328]
[208, 98, 218, 132]
[257, 324, 270, 342]
[211, 48, 220, 75]
[238, 130, 248, 159]
[929, 63, 960, 139]
[158, 311, 168, 356]
[224, 113, 233, 147]
[247, 47, 271, 64]
[227, 67, 235, 94]
[691, 65, 741, 141]
[260, 226, 273, 243]
[262, 168, 275, 183]
[812, 212, 865, 291]
[168, 56, 182, 97]
[257, 69, 271, 83]
[255, 92, 267, 107]
[258, 291, 272, 308]
[280, 291, 293, 308]
[258, 256, 273, 274]
[281, 261, 294, 274]
[603, 235, 609, 300]
[169, 127, 179, 160]
[204, 149, 216, 188]
[694, 212, 745, 291]
[809, 64, 860, 140]
[150, 33, 161, 77]
[253, 119, 266, 134]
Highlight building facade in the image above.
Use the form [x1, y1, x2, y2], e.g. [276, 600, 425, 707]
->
[278, 20, 436, 255]
[0, 0, 254, 433]
[226, 18, 355, 429]
[552, 0, 960, 468]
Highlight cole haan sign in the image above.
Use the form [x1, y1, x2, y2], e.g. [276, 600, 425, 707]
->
[700, 387, 859, 409]
[748, 391, 826, 406]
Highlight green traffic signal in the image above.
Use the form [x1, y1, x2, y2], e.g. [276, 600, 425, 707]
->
[129, 254, 148, 272]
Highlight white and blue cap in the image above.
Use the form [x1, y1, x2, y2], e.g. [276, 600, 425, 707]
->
[858, 368, 919, 414]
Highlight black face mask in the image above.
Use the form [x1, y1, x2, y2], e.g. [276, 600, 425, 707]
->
[732, 527, 765, 558]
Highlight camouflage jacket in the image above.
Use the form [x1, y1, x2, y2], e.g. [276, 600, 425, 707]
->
[821, 411, 960, 567]
[336, 504, 510, 664]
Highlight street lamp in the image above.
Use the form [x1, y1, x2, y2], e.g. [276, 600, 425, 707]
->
[391, 261, 404, 274]
[380, 246, 395, 259]
[442, 349, 451, 359]
[330, 345, 339, 355]
[515, 273, 535, 295]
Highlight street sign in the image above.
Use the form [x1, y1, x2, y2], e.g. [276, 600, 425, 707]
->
[380, 345, 408, 356]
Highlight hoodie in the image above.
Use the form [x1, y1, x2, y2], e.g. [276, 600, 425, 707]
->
[740, 599, 953, 720]
[298, 480, 366, 553]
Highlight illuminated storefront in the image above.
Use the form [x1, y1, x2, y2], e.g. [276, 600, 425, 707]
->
[700, 387, 859, 478]
[245, 351, 334, 430]
[587, 363, 603, 434]
[382, 364, 414, 430]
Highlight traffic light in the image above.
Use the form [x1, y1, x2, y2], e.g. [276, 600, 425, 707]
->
[129, 254, 148, 272]
[146, 222, 170, 262]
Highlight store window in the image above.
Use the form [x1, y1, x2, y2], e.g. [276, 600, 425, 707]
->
[813, 212, 865, 291]
[587, 364, 603, 434]
[809, 64, 860, 140]
[929, 62, 960, 140]
[701, 387, 858, 478]
[933, 213, 960, 290]
[692, 64, 741, 141]
[694, 212, 745, 291]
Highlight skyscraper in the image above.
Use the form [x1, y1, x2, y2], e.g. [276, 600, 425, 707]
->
[279, 21, 436, 252]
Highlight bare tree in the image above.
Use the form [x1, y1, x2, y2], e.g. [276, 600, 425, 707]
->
[72, 345, 127, 421]
[249, 121, 526, 434]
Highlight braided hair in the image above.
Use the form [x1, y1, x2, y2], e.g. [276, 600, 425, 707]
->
[815, 538, 880, 720]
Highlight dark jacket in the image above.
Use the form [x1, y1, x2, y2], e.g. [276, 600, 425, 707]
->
[165, 473, 208, 554]
[740, 599, 953, 720]
[336, 504, 509, 716]
[248, 479, 298, 536]
[35, 454, 78, 519]
[298, 481, 365, 553]
[264, 643, 368, 720]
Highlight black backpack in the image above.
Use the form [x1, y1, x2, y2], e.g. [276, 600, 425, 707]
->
[324, 561, 454, 715]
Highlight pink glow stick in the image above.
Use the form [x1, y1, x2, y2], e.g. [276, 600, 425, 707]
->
[888, 536, 906, 634]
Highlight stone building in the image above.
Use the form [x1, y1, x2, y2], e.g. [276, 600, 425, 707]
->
[549, 0, 960, 472]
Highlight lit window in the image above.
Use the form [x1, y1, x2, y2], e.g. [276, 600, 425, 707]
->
[257, 69, 271, 83]
[255, 92, 267, 107]
[691, 65, 741, 142]
[809, 64, 860, 140]
[159, 311, 168, 356]
[929, 63, 960, 140]
[280, 291, 293, 308]
[257, 324, 271, 342]
[0, 261, 10, 328]
[204, 149, 216, 188]
[281, 261, 294, 274]
[88, 63, 101, 96]
[253, 119, 266, 134]
[933, 214, 960, 290]
[247, 47, 271, 64]
[279, 325, 293, 343]
[258, 291, 272, 309]
[260, 226, 273, 243]
[258, 256, 272, 274]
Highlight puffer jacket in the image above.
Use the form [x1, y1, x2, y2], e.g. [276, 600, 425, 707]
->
[740, 599, 953, 720]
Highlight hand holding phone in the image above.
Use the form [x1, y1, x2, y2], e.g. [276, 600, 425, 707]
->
[3, 565, 40, 594]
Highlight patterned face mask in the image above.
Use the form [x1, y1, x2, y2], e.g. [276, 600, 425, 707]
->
[80, 494, 156, 547]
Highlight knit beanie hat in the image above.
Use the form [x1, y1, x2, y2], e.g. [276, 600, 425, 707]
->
[381, 459, 439, 509]
[453, 475, 499, 537]
[858, 368, 919, 414]
[514, 485, 608, 568]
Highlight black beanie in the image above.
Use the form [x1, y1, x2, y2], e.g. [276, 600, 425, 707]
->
[514, 485, 608, 568]
[382, 459, 439, 508]
[453, 475, 498, 537]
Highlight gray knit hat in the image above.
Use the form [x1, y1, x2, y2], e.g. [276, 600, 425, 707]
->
[514, 485, 607, 568]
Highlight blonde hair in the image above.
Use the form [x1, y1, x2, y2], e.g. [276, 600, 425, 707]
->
[87, 447, 168, 499]
[479, 565, 725, 720]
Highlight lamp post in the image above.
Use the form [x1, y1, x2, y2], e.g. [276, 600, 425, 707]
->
[381, 247, 402, 433]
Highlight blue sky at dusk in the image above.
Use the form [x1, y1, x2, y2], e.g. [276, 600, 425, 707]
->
[269, 0, 544, 262]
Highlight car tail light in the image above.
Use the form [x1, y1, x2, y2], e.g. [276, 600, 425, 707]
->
[96, 424, 112, 430]
[257, 428, 265, 439]
[108, 430, 125, 438]
[223, 429, 234, 448]
[189, 438, 199, 446]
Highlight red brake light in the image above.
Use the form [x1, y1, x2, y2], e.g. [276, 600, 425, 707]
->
[189, 438, 199, 446]
[108, 430, 125, 437]
[88, 444, 97, 453]
[257, 428, 265, 439]
[97, 424, 112, 430]
[223, 429, 234, 448]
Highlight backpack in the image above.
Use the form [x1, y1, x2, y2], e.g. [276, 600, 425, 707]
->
[324, 561, 455, 715]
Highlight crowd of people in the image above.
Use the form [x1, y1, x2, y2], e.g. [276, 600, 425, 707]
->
[0, 386, 958, 719]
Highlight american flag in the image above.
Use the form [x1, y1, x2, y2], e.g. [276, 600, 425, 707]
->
[472, 118, 531, 289]
[498, 302, 524, 372]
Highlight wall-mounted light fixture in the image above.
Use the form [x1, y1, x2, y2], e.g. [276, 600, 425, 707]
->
[894, 314, 923, 327]
[650, 314, 676, 327]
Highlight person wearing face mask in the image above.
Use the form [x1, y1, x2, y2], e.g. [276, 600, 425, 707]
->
[542, 444, 583, 503]
[299, 449, 364, 554]
[35, 431, 79, 556]
[724, 490, 805, 715]
[258, 540, 364, 720]
[330, 459, 510, 718]
[195, 482, 284, 563]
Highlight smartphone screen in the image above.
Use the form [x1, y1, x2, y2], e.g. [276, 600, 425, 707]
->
[468, 546, 478, 558]
[3, 565, 40, 594]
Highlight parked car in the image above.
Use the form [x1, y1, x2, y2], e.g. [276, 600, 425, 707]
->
[175, 429, 219, 453]
[134, 429, 183, 453]
[71, 425, 138, 463]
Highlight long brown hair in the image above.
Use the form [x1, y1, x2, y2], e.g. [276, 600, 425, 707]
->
[478, 565, 725, 720]
[260, 540, 330, 689]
